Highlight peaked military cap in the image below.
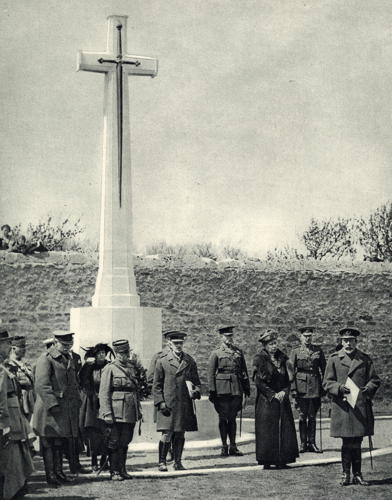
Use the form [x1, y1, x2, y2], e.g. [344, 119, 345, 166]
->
[218, 325, 235, 335]
[258, 328, 278, 344]
[53, 330, 75, 343]
[112, 339, 130, 352]
[299, 326, 315, 334]
[0, 328, 12, 342]
[339, 327, 361, 338]
[163, 330, 187, 341]
[12, 336, 26, 347]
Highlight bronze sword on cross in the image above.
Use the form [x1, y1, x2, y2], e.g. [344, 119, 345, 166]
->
[77, 17, 158, 208]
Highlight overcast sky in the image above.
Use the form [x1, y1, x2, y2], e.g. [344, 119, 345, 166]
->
[1, 0, 391, 254]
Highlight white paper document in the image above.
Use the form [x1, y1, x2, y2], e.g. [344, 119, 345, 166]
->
[185, 380, 195, 397]
[345, 377, 360, 408]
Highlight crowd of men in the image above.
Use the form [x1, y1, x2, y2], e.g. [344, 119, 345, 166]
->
[0, 321, 381, 499]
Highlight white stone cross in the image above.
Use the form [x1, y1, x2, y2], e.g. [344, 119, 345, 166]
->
[77, 15, 158, 308]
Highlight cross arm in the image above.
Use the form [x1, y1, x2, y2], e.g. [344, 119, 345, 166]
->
[77, 51, 115, 73]
[122, 55, 158, 78]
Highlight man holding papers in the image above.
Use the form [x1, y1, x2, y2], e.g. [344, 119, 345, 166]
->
[323, 327, 381, 487]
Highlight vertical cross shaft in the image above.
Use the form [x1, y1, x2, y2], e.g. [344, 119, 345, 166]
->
[77, 15, 158, 308]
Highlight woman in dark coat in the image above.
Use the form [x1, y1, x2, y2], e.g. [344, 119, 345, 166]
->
[253, 329, 298, 468]
[79, 343, 113, 472]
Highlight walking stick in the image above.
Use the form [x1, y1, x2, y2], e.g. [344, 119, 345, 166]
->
[240, 405, 242, 437]
[368, 436, 374, 470]
[319, 404, 323, 452]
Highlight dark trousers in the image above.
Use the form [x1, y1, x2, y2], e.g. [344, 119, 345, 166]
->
[105, 423, 135, 450]
[297, 397, 320, 445]
[341, 437, 363, 475]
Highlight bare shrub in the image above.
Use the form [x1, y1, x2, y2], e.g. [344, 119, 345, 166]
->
[302, 217, 355, 260]
[266, 245, 304, 262]
[357, 202, 392, 262]
[222, 245, 247, 260]
[145, 241, 188, 258]
[26, 216, 85, 251]
[191, 242, 218, 260]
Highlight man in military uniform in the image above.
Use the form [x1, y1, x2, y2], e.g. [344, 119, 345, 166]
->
[153, 331, 201, 471]
[8, 336, 35, 422]
[98, 339, 142, 481]
[207, 325, 250, 457]
[0, 328, 34, 499]
[288, 326, 326, 453]
[323, 327, 380, 486]
[33, 331, 82, 486]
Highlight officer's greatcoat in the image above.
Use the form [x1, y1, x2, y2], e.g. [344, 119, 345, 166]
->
[33, 347, 81, 438]
[287, 344, 326, 398]
[0, 364, 34, 500]
[323, 348, 381, 438]
[153, 350, 200, 432]
[98, 360, 141, 424]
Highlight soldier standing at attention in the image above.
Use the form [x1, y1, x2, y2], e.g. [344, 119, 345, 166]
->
[8, 336, 35, 422]
[98, 339, 142, 481]
[287, 326, 326, 453]
[207, 326, 250, 457]
[153, 331, 201, 471]
[33, 331, 82, 487]
[0, 328, 34, 499]
[323, 327, 381, 486]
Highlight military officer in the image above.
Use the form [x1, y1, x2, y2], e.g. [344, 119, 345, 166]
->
[288, 326, 326, 453]
[8, 336, 35, 422]
[323, 327, 381, 486]
[153, 331, 201, 471]
[0, 328, 34, 499]
[98, 339, 142, 481]
[33, 331, 82, 486]
[207, 325, 250, 456]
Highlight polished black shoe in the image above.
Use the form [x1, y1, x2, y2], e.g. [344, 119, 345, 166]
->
[173, 462, 186, 471]
[46, 474, 61, 487]
[55, 471, 74, 483]
[276, 464, 290, 469]
[340, 472, 351, 486]
[228, 445, 243, 456]
[220, 445, 229, 457]
[352, 474, 369, 486]
[307, 443, 323, 453]
[158, 462, 168, 472]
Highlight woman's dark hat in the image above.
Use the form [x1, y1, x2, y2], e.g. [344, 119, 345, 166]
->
[258, 329, 278, 343]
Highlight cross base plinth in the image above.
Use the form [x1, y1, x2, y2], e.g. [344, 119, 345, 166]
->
[70, 306, 162, 367]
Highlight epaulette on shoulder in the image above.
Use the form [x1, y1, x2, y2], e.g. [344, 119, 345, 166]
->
[330, 351, 339, 357]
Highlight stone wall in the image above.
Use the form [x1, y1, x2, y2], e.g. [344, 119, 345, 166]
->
[1, 252, 391, 405]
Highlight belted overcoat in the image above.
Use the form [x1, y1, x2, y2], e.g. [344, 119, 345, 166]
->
[33, 346, 81, 438]
[323, 348, 381, 438]
[153, 350, 200, 432]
